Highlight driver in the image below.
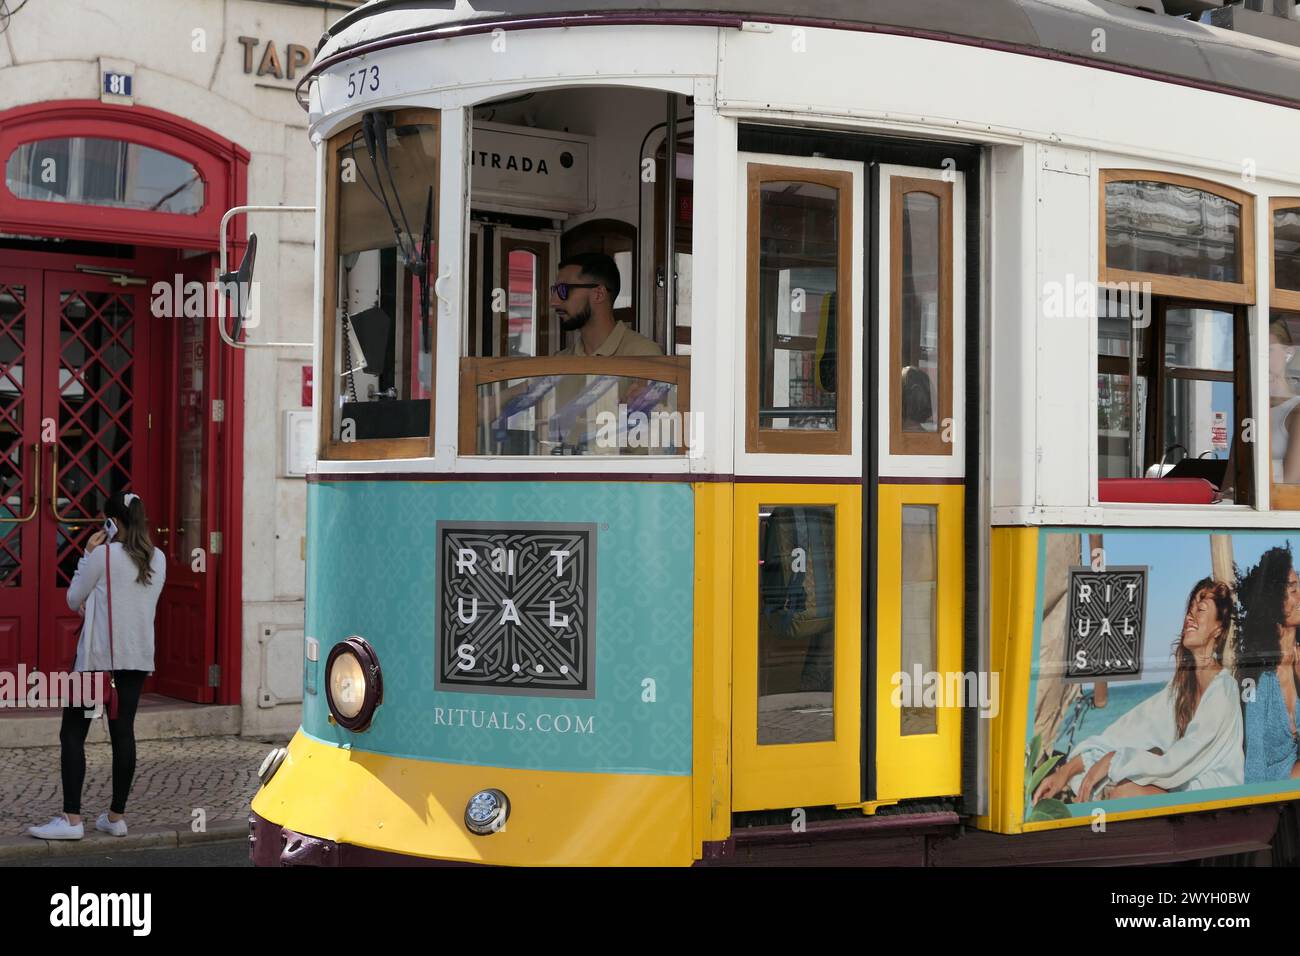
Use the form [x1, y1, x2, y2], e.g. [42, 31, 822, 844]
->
[550, 253, 662, 357]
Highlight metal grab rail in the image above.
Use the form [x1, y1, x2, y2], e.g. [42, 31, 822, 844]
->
[218, 204, 315, 350]
[0, 442, 39, 524]
[49, 445, 93, 527]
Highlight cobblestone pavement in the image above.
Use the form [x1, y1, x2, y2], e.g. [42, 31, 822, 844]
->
[0, 736, 284, 837]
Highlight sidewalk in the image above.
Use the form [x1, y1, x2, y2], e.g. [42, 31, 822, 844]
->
[0, 734, 287, 862]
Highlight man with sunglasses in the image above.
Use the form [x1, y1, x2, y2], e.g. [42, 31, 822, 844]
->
[551, 253, 661, 357]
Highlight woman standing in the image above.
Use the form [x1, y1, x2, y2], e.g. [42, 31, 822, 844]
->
[1238, 546, 1300, 782]
[1033, 578, 1243, 804]
[28, 492, 166, 841]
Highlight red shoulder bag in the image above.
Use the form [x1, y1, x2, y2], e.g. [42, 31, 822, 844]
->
[93, 546, 119, 720]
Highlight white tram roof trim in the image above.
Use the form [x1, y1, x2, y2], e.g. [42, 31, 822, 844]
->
[317, 0, 1300, 108]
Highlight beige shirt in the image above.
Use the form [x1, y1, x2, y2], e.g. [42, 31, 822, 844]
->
[560, 320, 663, 357]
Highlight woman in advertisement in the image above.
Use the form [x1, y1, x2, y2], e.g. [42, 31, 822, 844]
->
[1237, 546, 1300, 782]
[1033, 578, 1243, 803]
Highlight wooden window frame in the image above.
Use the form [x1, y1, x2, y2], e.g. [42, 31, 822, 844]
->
[888, 177, 954, 457]
[458, 355, 690, 455]
[1099, 169, 1256, 306]
[1270, 197, 1300, 313]
[319, 107, 439, 462]
[745, 164, 853, 456]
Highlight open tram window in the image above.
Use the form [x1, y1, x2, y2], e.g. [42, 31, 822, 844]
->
[321, 108, 438, 459]
[459, 87, 691, 456]
[746, 166, 852, 455]
[1096, 300, 1253, 505]
[1096, 170, 1257, 506]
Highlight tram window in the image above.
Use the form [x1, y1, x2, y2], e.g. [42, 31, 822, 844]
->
[1273, 204, 1300, 296]
[1100, 171, 1255, 303]
[757, 504, 835, 745]
[746, 168, 852, 455]
[460, 358, 689, 456]
[322, 109, 438, 458]
[900, 505, 938, 736]
[1096, 298, 1253, 505]
[889, 180, 953, 457]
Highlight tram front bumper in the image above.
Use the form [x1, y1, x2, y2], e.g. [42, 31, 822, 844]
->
[248, 730, 694, 866]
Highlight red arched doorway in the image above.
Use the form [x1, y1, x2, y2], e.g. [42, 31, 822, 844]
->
[0, 100, 248, 705]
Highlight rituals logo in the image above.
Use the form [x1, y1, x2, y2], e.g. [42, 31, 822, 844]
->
[49, 886, 151, 937]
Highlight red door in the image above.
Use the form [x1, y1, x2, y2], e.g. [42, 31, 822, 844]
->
[0, 257, 217, 702]
[0, 267, 42, 679]
[37, 270, 155, 673]
[152, 256, 221, 702]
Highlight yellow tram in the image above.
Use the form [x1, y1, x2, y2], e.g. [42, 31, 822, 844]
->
[244, 0, 1300, 865]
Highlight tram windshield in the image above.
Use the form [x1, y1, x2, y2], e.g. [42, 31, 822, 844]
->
[461, 87, 693, 457]
[325, 109, 437, 451]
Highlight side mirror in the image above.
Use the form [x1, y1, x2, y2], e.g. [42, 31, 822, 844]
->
[218, 233, 258, 340]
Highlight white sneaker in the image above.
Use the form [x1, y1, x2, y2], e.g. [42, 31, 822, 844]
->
[28, 814, 84, 840]
[95, 812, 128, 837]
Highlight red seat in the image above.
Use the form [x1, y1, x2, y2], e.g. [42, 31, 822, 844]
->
[1098, 478, 1217, 505]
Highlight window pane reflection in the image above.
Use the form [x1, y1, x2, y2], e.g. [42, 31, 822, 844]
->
[900, 192, 940, 433]
[1275, 208, 1300, 292]
[1165, 308, 1233, 372]
[506, 249, 538, 356]
[1165, 377, 1234, 462]
[1105, 180, 1241, 284]
[901, 505, 938, 736]
[758, 504, 835, 745]
[757, 181, 839, 431]
[6, 138, 204, 214]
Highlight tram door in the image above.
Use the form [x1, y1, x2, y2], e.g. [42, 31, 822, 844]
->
[733, 154, 865, 811]
[872, 163, 966, 801]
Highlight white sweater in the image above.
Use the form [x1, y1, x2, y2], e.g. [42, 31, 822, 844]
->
[1067, 668, 1244, 795]
[66, 542, 166, 673]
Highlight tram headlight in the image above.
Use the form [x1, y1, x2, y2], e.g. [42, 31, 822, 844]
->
[465, 789, 510, 835]
[325, 636, 383, 732]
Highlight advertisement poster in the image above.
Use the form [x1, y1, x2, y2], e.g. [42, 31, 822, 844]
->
[1026, 529, 1300, 824]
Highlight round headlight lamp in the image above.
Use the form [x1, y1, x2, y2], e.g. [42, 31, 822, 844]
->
[325, 636, 383, 732]
[465, 789, 510, 835]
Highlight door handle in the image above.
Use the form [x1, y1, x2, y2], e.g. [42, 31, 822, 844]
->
[49, 444, 93, 527]
[0, 442, 39, 524]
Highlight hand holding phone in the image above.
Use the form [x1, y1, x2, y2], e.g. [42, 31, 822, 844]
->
[104, 518, 118, 542]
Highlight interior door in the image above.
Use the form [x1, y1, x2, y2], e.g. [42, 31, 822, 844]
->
[153, 254, 220, 702]
[873, 163, 966, 800]
[0, 268, 42, 679]
[38, 270, 154, 673]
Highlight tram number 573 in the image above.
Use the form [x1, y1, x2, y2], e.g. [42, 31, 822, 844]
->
[346, 65, 380, 100]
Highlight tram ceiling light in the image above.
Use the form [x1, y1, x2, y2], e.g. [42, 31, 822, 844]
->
[325, 636, 384, 732]
[465, 789, 510, 836]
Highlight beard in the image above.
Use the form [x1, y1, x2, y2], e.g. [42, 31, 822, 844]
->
[559, 303, 592, 333]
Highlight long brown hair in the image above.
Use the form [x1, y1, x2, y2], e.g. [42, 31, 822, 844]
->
[1171, 577, 1236, 739]
[104, 492, 155, 585]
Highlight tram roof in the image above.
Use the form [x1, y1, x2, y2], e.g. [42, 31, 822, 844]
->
[316, 0, 1300, 109]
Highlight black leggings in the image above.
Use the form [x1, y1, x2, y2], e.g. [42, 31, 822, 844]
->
[60, 670, 148, 816]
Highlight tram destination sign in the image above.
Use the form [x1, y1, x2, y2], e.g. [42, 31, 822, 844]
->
[1063, 566, 1147, 682]
[436, 521, 596, 698]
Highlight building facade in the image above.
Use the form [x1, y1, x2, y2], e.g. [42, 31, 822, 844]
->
[0, 0, 347, 736]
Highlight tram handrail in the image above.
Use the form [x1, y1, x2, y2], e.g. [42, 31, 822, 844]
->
[218, 204, 316, 350]
[0, 443, 39, 524]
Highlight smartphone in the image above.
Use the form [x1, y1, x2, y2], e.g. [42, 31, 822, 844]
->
[104, 518, 118, 542]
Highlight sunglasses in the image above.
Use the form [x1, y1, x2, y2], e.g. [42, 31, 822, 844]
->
[550, 282, 601, 301]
